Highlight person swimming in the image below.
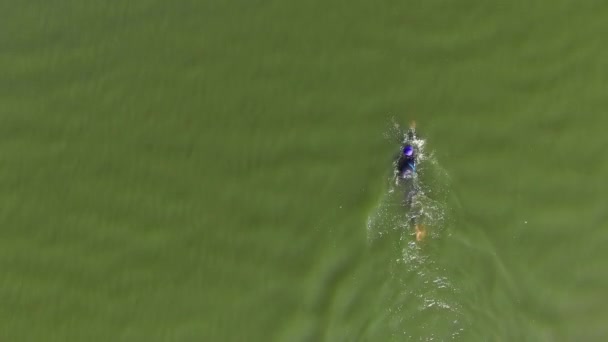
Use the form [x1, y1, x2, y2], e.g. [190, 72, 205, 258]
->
[396, 144, 416, 179]
[394, 124, 418, 182]
[393, 122, 426, 241]
[396, 143, 419, 207]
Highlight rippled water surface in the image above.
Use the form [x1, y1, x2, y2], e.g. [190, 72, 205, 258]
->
[2, 1, 608, 341]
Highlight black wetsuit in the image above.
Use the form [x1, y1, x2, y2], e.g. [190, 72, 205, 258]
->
[395, 127, 420, 224]
[396, 153, 416, 177]
[395, 140, 418, 210]
[396, 128, 417, 177]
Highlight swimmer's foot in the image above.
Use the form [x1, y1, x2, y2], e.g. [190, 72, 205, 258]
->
[415, 224, 427, 242]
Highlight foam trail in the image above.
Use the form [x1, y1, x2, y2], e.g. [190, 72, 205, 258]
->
[367, 121, 466, 340]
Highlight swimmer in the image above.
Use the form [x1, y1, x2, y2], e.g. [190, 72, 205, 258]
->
[396, 144, 416, 180]
[393, 121, 427, 242]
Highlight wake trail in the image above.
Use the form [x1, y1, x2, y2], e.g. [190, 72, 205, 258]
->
[366, 120, 466, 340]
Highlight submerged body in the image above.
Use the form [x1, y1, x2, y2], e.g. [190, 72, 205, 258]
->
[394, 123, 419, 202]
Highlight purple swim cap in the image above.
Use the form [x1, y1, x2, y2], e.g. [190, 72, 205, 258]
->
[403, 145, 414, 156]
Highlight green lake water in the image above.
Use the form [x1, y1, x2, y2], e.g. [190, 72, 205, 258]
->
[2, 1, 608, 341]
